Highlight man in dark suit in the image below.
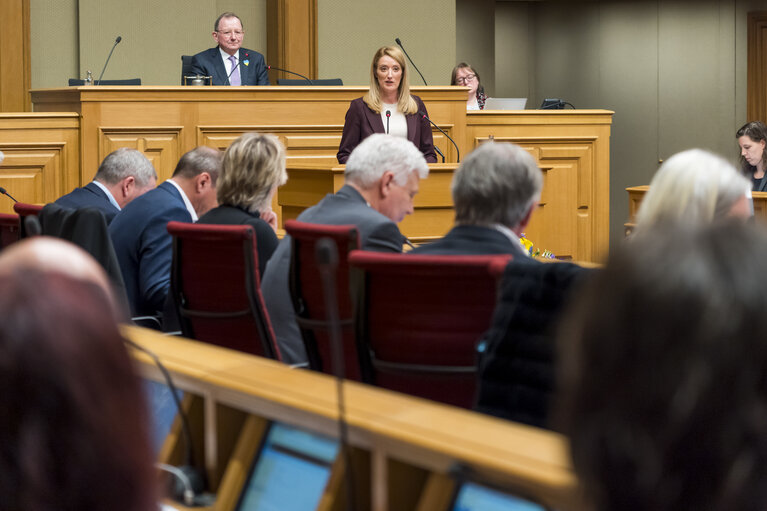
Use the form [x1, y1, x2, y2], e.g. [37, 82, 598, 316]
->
[411, 141, 543, 258]
[55, 148, 157, 225]
[261, 134, 429, 364]
[190, 12, 269, 86]
[109, 146, 221, 317]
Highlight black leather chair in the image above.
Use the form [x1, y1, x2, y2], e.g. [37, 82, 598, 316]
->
[181, 55, 194, 85]
[277, 78, 343, 86]
[68, 78, 141, 86]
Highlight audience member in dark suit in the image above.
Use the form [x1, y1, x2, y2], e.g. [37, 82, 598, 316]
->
[55, 148, 157, 224]
[411, 141, 542, 258]
[198, 132, 287, 277]
[0, 238, 155, 510]
[337, 46, 436, 164]
[559, 221, 767, 511]
[262, 134, 429, 364]
[110, 147, 221, 317]
[190, 12, 269, 86]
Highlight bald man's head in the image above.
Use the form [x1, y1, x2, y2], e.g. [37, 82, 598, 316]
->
[0, 237, 121, 318]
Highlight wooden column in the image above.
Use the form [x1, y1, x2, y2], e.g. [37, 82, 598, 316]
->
[266, 0, 318, 83]
[0, 0, 31, 112]
[747, 11, 767, 123]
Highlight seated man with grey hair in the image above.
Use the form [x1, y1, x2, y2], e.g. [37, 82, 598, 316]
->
[411, 141, 542, 257]
[56, 148, 157, 225]
[261, 133, 429, 364]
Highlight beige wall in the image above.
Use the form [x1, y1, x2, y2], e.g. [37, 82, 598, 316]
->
[456, 0, 496, 94]
[317, 0, 456, 86]
[31, 0, 266, 88]
[491, 0, 757, 247]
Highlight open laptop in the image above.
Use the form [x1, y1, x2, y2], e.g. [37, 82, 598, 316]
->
[483, 97, 527, 110]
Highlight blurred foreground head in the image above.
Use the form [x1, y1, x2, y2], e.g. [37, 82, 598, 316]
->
[0, 238, 155, 510]
[559, 221, 767, 511]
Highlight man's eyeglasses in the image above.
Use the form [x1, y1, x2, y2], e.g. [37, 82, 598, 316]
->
[217, 30, 244, 37]
[455, 74, 476, 85]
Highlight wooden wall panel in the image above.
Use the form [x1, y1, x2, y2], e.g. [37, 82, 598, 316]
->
[266, 0, 318, 83]
[747, 12, 767, 123]
[0, 114, 79, 213]
[0, 0, 31, 112]
[98, 127, 183, 182]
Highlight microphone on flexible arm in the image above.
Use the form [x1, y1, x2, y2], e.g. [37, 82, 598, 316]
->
[434, 146, 446, 163]
[267, 65, 313, 85]
[395, 37, 427, 85]
[0, 187, 18, 203]
[226, 52, 249, 82]
[385, 110, 391, 134]
[315, 238, 356, 511]
[96, 36, 122, 85]
[419, 111, 460, 163]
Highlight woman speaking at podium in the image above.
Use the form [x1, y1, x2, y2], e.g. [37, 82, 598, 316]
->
[336, 46, 437, 164]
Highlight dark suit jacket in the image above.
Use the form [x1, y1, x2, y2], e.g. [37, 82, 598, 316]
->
[109, 181, 193, 317]
[336, 96, 438, 164]
[261, 184, 405, 364]
[55, 181, 119, 225]
[190, 47, 269, 86]
[410, 225, 528, 259]
[197, 204, 279, 278]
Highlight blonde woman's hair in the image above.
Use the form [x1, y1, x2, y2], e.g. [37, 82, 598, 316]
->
[363, 46, 418, 115]
[217, 132, 287, 213]
[635, 148, 750, 234]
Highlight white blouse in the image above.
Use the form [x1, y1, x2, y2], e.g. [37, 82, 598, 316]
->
[381, 102, 408, 139]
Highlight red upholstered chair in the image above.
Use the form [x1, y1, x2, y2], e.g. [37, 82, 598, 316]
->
[283, 220, 366, 380]
[347, 251, 512, 409]
[13, 203, 44, 237]
[166, 221, 280, 359]
[0, 213, 20, 249]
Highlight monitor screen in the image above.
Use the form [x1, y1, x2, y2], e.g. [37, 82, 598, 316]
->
[236, 423, 339, 511]
[143, 379, 183, 454]
[452, 481, 547, 511]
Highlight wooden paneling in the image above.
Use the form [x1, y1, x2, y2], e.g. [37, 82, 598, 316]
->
[266, 0, 318, 83]
[747, 11, 767, 123]
[281, 163, 458, 243]
[467, 110, 613, 263]
[0, 0, 31, 112]
[0, 113, 79, 213]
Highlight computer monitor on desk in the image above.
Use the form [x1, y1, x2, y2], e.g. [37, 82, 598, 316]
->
[234, 422, 339, 510]
[483, 98, 527, 110]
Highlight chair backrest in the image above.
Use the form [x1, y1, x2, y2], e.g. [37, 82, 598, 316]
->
[181, 55, 194, 85]
[13, 203, 43, 238]
[284, 220, 364, 380]
[277, 78, 343, 86]
[348, 251, 511, 408]
[474, 260, 591, 429]
[167, 221, 280, 359]
[68, 78, 141, 86]
[0, 213, 20, 250]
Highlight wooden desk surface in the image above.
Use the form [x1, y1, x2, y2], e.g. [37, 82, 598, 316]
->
[125, 325, 577, 510]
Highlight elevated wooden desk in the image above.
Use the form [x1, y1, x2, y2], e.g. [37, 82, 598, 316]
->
[467, 109, 613, 263]
[281, 163, 457, 243]
[126, 325, 577, 511]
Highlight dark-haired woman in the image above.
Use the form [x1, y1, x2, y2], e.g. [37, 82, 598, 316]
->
[736, 120, 767, 191]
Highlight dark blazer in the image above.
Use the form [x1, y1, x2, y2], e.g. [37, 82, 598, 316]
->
[55, 181, 120, 225]
[336, 96, 438, 164]
[197, 204, 278, 278]
[190, 47, 269, 86]
[261, 184, 405, 364]
[410, 225, 528, 258]
[109, 181, 193, 317]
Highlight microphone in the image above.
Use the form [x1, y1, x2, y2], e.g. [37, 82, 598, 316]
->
[385, 110, 391, 134]
[434, 146, 446, 163]
[395, 37, 427, 85]
[0, 187, 17, 203]
[124, 338, 207, 504]
[96, 36, 122, 85]
[226, 52, 248, 81]
[419, 111, 460, 163]
[315, 238, 356, 511]
[267, 65, 313, 85]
